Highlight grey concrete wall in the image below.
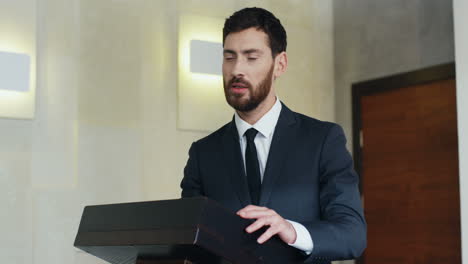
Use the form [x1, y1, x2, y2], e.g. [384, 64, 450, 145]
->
[454, 0, 468, 262]
[334, 0, 455, 150]
[333, 1, 454, 263]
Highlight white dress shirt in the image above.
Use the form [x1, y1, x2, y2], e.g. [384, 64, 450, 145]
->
[234, 98, 314, 254]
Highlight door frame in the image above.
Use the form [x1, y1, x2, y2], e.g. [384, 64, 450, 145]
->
[351, 62, 456, 263]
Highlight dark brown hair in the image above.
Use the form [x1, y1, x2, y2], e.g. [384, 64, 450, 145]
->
[223, 7, 287, 57]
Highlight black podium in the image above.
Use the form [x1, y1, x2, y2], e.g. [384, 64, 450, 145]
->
[74, 197, 305, 264]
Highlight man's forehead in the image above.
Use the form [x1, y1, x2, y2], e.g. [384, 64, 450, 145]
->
[223, 28, 270, 50]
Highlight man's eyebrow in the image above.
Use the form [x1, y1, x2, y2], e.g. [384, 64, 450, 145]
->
[242, 49, 263, 55]
[223, 49, 236, 55]
[222, 49, 263, 55]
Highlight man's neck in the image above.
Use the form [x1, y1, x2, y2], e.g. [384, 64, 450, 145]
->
[236, 94, 277, 125]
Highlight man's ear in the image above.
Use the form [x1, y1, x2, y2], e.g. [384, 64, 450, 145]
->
[274, 51, 288, 80]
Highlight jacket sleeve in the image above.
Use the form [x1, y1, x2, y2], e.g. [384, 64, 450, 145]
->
[304, 124, 367, 263]
[180, 141, 205, 198]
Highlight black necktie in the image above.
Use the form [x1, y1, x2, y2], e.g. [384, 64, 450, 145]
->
[245, 128, 261, 205]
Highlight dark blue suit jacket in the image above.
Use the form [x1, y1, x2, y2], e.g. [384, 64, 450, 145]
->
[181, 103, 366, 263]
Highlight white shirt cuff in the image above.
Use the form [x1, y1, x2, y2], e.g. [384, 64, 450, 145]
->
[286, 219, 314, 255]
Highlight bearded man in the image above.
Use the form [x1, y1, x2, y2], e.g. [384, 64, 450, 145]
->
[180, 7, 366, 264]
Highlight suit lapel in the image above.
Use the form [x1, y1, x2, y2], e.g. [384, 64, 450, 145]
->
[259, 104, 297, 206]
[223, 120, 251, 207]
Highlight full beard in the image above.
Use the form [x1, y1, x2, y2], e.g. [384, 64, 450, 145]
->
[223, 64, 274, 112]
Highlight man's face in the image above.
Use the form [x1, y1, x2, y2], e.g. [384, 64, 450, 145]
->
[222, 28, 275, 112]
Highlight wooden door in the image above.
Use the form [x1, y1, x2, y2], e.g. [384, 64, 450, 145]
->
[352, 64, 461, 264]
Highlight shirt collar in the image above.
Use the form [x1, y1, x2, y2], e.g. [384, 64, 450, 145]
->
[234, 98, 282, 139]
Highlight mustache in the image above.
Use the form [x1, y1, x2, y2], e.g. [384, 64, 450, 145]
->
[227, 77, 252, 89]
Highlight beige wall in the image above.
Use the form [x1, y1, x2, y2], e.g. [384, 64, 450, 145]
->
[0, 0, 334, 263]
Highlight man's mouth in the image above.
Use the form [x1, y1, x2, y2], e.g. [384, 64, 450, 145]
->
[229, 82, 249, 93]
[231, 83, 247, 88]
[230, 88, 247, 95]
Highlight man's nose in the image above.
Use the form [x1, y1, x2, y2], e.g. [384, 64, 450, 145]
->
[231, 59, 245, 77]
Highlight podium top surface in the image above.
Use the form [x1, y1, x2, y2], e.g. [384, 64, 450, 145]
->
[74, 197, 304, 264]
[77, 197, 220, 232]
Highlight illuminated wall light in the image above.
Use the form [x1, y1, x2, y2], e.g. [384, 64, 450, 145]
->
[190, 40, 222, 76]
[0, 49, 35, 119]
[0, 51, 30, 92]
[178, 14, 232, 132]
[0, 4, 36, 119]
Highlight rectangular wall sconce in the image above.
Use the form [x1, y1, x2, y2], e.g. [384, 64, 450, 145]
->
[178, 14, 232, 132]
[190, 40, 222, 75]
[0, 50, 35, 119]
[0, 51, 31, 92]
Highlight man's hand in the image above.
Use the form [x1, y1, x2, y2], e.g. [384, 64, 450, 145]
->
[237, 205, 297, 244]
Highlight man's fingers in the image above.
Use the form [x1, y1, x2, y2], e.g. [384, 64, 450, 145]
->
[239, 210, 273, 219]
[237, 206, 279, 242]
[237, 205, 268, 215]
[236, 205, 295, 245]
[245, 217, 267, 233]
[238, 209, 276, 219]
[242, 205, 265, 212]
[257, 226, 279, 244]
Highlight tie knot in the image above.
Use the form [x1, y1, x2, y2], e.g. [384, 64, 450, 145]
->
[245, 128, 258, 142]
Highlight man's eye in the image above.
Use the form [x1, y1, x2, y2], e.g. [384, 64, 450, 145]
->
[224, 57, 234, 61]
[248, 57, 258, 61]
